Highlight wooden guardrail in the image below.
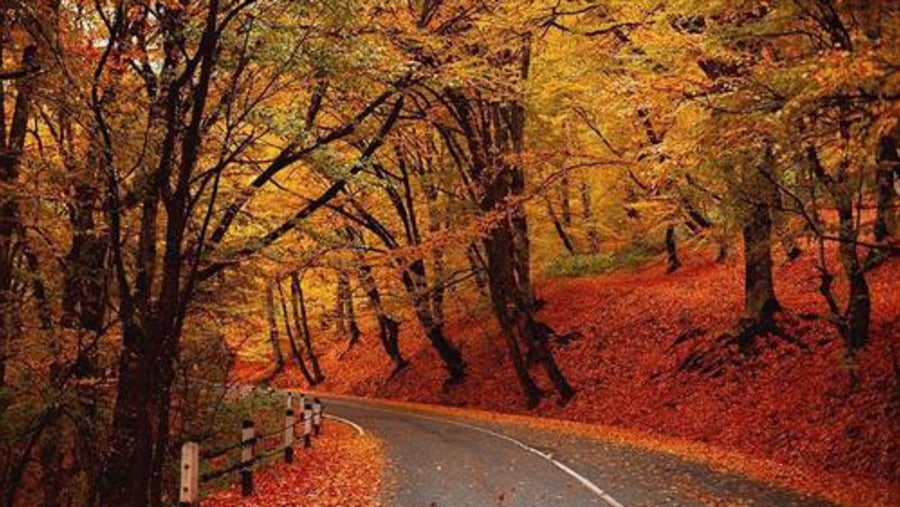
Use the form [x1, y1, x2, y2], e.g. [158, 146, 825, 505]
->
[178, 393, 324, 506]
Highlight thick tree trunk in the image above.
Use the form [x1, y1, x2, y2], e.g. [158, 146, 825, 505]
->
[871, 123, 898, 264]
[483, 224, 541, 405]
[837, 193, 871, 351]
[278, 280, 315, 385]
[481, 101, 573, 405]
[741, 202, 779, 326]
[290, 273, 324, 382]
[99, 323, 157, 507]
[0, 44, 35, 389]
[148, 372, 173, 507]
[737, 154, 781, 350]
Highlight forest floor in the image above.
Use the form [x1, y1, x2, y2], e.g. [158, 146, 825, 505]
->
[203, 421, 384, 507]
[236, 248, 899, 506]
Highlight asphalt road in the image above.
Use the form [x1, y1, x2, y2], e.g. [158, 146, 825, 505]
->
[323, 397, 836, 507]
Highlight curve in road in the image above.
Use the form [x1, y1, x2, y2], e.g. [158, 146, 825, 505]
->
[322, 397, 836, 507]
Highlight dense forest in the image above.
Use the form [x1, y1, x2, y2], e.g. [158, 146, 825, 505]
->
[0, 1, 897, 506]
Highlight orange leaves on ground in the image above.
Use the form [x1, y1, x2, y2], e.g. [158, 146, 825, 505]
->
[204, 423, 384, 507]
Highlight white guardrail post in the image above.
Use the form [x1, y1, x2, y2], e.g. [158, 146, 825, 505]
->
[179, 442, 199, 507]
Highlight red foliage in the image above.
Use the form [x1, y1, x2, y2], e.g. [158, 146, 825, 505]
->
[203, 423, 383, 507]
[235, 251, 899, 506]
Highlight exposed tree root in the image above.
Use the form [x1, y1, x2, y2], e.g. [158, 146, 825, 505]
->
[674, 313, 812, 377]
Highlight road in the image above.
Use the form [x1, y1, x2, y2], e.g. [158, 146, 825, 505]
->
[323, 397, 835, 507]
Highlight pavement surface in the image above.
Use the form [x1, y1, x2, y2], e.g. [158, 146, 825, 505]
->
[323, 397, 836, 507]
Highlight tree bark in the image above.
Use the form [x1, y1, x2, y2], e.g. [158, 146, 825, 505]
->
[467, 243, 489, 294]
[0, 44, 35, 389]
[336, 270, 361, 347]
[665, 225, 681, 273]
[265, 283, 286, 377]
[351, 252, 406, 372]
[580, 179, 601, 254]
[547, 199, 575, 254]
[99, 323, 158, 507]
[402, 259, 465, 382]
[871, 122, 898, 258]
[278, 280, 315, 385]
[289, 273, 324, 383]
[808, 140, 872, 354]
[440, 35, 574, 405]
[560, 175, 572, 226]
[837, 194, 871, 351]
[422, 171, 446, 327]
[737, 150, 781, 350]
[481, 99, 573, 405]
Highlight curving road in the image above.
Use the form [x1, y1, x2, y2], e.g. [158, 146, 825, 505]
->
[322, 397, 835, 507]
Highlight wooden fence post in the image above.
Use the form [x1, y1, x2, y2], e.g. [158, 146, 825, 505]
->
[284, 408, 295, 463]
[312, 398, 322, 436]
[179, 442, 199, 507]
[241, 420, 255, 496]
[303, 400, 312, 448]
[286, 392, 294, 410]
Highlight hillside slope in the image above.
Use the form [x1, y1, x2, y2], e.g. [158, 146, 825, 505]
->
[244, 251, 899, 505]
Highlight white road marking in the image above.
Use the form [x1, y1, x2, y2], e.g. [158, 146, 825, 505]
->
[332, 400, 627, 507]
[324, 414, 366, 436]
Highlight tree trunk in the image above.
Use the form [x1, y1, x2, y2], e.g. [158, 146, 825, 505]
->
[290, 273, 324, 382]
[336, 270, 360, 346]
[467, 243, 488, 294]
[99, 323, 157, 507]
[580, 179, 601, 254]
[560, 175, 572, 226]
[0, 44, 36, 389]
[547, 199, 575, 254]
[62, 180, 108, 333]
[278, 280, 315, 385]
[738, 153, 781, 350]
[483, 223, 541, 406]
[665, 225, 681, 273]
[265, 283, 286, 377]
[870, 122, 898, 267]
[741, 199, 779, 328]
[837, 191, 871, 351]
[423, 181, 446, 328]
[402, 260, 465, 382]
[808, 144, 873, 356]
[478, 99, 574, 406]
[353, 258, 406, 372]
[773, 187, 802, 262]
